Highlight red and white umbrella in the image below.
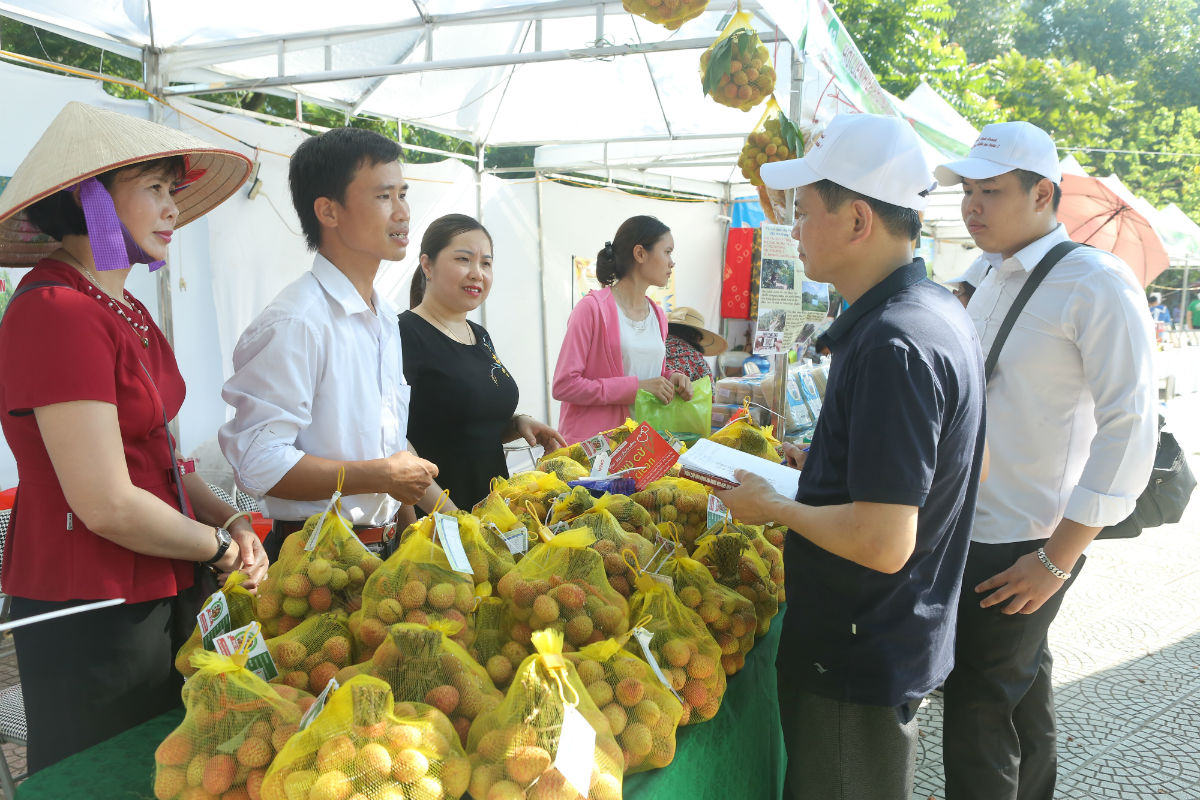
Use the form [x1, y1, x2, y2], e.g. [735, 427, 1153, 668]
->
[1059, 172, 1169, 287]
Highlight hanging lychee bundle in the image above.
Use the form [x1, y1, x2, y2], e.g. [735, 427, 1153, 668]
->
[630, 477, 712, 552]
[175, 571, 257, 678]
[468, 596, 530, 692]
[351, 533, 477, 660]
[398, 508, 515, 590]
[623, 0, 709, 31]
[153, 650, 312, 800]
[342, 621, 504, 748]
[465, 630, 624, 800]
[692, 529, 779, 637]
[494, 527, 630, 652]
[625, 579, 726, 726]
[262, 674, 470, 800]
[566, 627, 685, 774]
[700, 10, 775, 111]
[254, 500, 382, 637]
[738, 95, 804, 191]
[655, 550, 757, 675]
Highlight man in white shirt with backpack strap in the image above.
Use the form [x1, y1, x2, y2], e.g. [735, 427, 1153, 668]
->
[936, 121, 1157, 800]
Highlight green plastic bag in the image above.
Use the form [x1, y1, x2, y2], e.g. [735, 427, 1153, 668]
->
[633, 376, 713, 437]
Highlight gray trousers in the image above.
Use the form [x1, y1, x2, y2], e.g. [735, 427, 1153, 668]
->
[777, 670, 921, 800]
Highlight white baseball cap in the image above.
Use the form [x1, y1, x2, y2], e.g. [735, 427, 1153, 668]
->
[935, 121, 1062, 186]
[759, 113, 935, 211]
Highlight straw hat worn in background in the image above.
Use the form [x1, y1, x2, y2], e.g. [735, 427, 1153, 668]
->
[667, 306, 729, 356]
[0, 101, 253, 270]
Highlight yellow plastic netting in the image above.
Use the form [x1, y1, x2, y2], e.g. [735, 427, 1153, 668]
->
[175, 571, 256, 678]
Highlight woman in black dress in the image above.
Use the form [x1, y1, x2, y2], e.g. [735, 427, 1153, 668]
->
[400, 214, 565, 509]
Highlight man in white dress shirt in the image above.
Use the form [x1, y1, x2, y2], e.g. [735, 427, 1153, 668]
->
[936, 122, 1157, 800]
[220, 127, 438, 560]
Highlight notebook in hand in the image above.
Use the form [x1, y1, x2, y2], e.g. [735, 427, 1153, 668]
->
[678, 439, 801, 498]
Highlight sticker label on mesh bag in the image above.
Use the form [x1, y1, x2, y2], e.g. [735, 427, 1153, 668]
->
[554, 705, 598, 797]
[197, 590, 230, 650]
[214, 623, 278, 682]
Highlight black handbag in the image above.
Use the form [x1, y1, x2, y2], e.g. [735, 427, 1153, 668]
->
[984, 242, 1195, 540]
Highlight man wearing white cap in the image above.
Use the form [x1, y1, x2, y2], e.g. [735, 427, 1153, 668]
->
[716, 113, 986, 799]
[936, 122, 1156, 800]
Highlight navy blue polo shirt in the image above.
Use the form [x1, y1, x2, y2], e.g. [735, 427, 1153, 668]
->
[777, 259, 986, 707]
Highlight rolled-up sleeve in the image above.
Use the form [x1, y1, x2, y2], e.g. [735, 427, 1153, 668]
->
[218, 315, 323, 497]
[1061, 267, 1158, 527]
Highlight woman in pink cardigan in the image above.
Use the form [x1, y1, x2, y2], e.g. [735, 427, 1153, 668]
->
[553, 215, 693, 444]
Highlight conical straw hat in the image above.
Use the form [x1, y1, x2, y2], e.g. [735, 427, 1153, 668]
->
[0, 102, 253, 268]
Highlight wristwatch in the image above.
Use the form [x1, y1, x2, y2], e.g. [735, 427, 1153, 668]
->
[205, 526, 233, 565]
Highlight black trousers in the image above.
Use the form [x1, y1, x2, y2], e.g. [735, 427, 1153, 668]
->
[10, 596, 184, 773]
[778, 668, 921, 800]
[942, 539, 1084, 800]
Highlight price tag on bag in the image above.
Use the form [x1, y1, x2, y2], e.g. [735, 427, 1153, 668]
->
[707, 494, 729, 530]
[433, 513, 474, 576]
[554, 705, 597, 797]
[501, 526, 529, 556]
[632, 626, 683, 702]
[589, 450, 613, 478]
[197, 590, 230, 650]
[213, 622, 278, 682]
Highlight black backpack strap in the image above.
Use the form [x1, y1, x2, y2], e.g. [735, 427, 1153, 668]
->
[984, 241, 1083, 382]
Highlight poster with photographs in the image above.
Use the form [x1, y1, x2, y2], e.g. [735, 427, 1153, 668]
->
[572, 255, 676, 309]
[753, 224, 830, 354]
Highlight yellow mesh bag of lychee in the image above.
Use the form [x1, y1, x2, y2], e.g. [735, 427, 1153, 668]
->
[700, 9, 775, 112]
[707, 405, 783, 463]
[264, 611, 356, 697]
[623, 0, 709, 31]
[153, 648, 312, 800]
[547, 483, 597, 527]
[466, 596, 532, 696]
[492, 470, 569, 523]
[625, 577, 726, 726]
[472, 489, 520, 532]
[655, 548, 758, 676]
[495, 527, 629, 654]
[630, 477, 712, 552]
[570, 508, 656, 600]
[175, 570, 256, 678]
[692, 528, 779, 637]
[262, 673, 470, 800]
[465, 629, 623, 800]
[399, 507, 515, 590]
[721, 517, 786, 603]
[590, 492, 659, 543]
[567, 623, 685, 774]
[352, 529, 478, 661]
[341, 620, 503, 750]
[538, 455, 590, 483]
[253, 495, 382, 638]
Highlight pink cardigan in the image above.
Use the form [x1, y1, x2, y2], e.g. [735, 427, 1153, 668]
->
[552, 287, 670, 445]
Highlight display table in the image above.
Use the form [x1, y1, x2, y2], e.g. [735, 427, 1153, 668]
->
[17, 607, 786, 800]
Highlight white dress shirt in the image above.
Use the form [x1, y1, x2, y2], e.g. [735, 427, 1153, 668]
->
[219, 254, 409, 526]
[967, 224, 1157, 544]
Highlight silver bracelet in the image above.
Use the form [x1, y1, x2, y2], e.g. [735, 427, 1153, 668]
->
[1036, 547, 1071, 581]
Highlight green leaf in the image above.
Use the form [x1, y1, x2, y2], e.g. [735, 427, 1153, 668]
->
[702, 34, 735, 97]
[779, 113, 803, 157]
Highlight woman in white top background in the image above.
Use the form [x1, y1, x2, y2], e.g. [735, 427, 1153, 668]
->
[552, 215, 693, 444]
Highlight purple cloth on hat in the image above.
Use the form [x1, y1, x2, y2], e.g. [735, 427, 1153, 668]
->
[77, 177, 166, 272]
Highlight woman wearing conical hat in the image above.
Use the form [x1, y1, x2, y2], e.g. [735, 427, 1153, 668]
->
[0, 102, 264, 770]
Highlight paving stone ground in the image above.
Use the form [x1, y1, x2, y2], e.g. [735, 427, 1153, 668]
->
[913, 389, 1200, 799]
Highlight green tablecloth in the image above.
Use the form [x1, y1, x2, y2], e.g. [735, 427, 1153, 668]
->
[17, 607, 785, 800]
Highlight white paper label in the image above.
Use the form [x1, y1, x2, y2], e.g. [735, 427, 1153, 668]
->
[707, 494, 729, 530]
[501, 526, 529, 556]
[213, 623, 278, 682]
[589, 450, 613, 478]
[554, 705, 597, 798]
[632, 627, 682, 701]
[647, 572, 674, 592]
[197, 590, 230, 650]
[580, 435, 610, 459]
[433, 513, 474, 576]
[299, 677, 339, 731]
